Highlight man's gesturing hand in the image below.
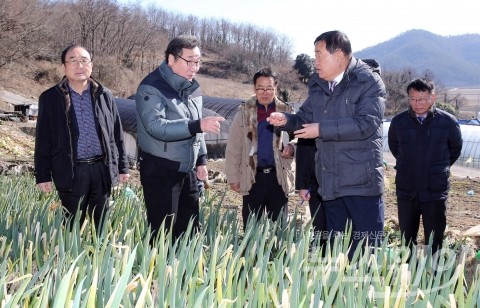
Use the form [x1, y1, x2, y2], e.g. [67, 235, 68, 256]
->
[294, 123, 320, 139]
[201, 116, 225, 134]
[267, 112, 287, 126]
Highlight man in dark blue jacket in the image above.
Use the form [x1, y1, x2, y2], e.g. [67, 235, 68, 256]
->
[268, 31, 386, 257]
[35, 45, 130, 229]
[388, 78, 462, 256]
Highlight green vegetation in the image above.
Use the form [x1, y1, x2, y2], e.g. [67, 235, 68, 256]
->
[1, 175, 479, 306]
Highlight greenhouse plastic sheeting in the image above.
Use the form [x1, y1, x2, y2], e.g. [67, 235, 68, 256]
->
[383, 121, 480, 169]
[115, 96, 243, 158]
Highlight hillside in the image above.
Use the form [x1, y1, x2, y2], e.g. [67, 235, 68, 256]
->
[354, 29, 480, 87]
[0, 52, 308, 105]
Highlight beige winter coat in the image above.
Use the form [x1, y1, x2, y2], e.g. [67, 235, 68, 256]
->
[225, 96, 296, 196]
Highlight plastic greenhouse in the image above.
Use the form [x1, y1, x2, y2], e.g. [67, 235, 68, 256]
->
[116, 97, 480, 170]
[383, 121, 480, 169]
[115, 96, 242, 162]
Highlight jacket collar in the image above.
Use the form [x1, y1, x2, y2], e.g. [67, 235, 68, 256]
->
[345, 57, 372, 82]
[408, 106, 435, 119]
[243, 95, 290, 135]
[158, 60, 200, 99]
[244, 95, 290, 113]
[57, 76, 103, 110]
[310, 56, 359, 90]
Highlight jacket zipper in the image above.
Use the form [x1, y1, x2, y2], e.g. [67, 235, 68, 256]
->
[95, 92, 109, 165]
[65, 91, 75, 180]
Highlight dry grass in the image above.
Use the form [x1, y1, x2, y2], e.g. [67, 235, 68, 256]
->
[0, 61, 56, 99]
[449, 88, 480, 119]
[196, 74, 255, 99]
[0, 57, 308, 102]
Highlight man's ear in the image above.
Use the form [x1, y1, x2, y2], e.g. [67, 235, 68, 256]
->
[333, 50, 342, 63]
[167, 54, 175, 65]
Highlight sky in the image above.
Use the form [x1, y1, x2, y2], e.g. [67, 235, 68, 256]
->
[123, 0, 480, 57]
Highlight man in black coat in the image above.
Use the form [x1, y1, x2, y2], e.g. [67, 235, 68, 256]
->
[388, 78, 462, 257]
[296, 138, 326, 244]
[35, 44, 130, 229]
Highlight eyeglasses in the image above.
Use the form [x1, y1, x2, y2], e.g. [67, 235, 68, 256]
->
[174, 54, 202, 67]
[65, 59, 92, 66]
[255, 88, 275, 94]
[408, 96, 431, 104]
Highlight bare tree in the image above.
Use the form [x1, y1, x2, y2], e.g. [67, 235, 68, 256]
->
[382, 69, 413, 116]
[0, 0, 297, 97]
[274, 34, 293, 66]
[437, 87, 466, 113]
[0, 0, 50, 66]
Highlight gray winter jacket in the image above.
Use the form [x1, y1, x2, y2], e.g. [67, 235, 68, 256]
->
[135, 61, 207, 172]
[283, 57, 386, 201]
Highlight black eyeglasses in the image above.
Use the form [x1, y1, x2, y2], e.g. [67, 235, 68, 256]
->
[255, 88, 275, 94]
[65, 59, 92, 66]
[408, 96, 431, 104]
[174, 53, 202, 67]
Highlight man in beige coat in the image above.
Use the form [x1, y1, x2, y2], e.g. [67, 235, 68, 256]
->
[225, 67, 296, 229]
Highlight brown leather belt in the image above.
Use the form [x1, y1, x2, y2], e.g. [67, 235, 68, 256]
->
[76, 154, 104, 164]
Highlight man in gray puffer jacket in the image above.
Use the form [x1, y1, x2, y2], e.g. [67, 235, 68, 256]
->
[135, 35, 224, 240]
[268, 31, 386, 256]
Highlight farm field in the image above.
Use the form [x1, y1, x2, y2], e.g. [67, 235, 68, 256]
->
[1, 174, 480, 306]
[1, 77, 480, 306]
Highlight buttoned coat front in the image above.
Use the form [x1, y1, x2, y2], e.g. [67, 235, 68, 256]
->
[388, 107, 462, 202]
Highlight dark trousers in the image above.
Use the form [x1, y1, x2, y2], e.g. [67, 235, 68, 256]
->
[323, 195, 384, 256]
[242, 171, 288, 229]
[58, 161, 110, 230]
[140, 153, 199, 240]
[397, 197, 446, 256]
[308, 188, 327, 243]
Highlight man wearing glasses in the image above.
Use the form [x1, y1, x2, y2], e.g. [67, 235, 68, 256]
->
[135, 35, 224, 240]
[388, 78, 463, 257]
[225, 67, 296, 229]
[35, 44, 130, 230]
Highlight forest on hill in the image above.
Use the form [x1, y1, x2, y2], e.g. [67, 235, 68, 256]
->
[355, 29, 480, 88]
[0, 0, 302, 100]
[1, 0, 475, 117]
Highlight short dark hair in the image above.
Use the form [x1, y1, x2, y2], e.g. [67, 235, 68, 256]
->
[61, 44, 91, 64]
[165, 35, 200, 63]
[314, 30, 352, 56]
[407, 78, 435, 94]
[253, 67, 278, 86]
